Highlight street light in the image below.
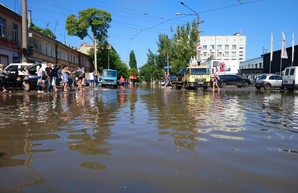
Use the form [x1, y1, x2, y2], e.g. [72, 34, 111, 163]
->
[178, 1, 202, 64]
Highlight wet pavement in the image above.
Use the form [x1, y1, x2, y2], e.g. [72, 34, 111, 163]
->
[0, 86, 298, 193]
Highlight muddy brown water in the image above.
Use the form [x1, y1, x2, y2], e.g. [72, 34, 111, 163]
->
[0, 87, 297, 193]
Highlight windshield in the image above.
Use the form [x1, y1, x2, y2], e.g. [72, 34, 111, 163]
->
[257, 75, 267, 80]
[191, 68, 209, 75]
[102, 70, 117, 77]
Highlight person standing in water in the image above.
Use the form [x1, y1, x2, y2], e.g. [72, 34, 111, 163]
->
[212, 71, 220, 92]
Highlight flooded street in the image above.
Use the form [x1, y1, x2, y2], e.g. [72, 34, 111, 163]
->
[0, 87, 298, 193]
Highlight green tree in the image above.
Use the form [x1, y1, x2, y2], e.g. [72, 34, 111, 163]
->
[154, 20, 198, 75]
[65, 8, 112, 71]
[65, 8, 112, 41]
[31, 23, 56, 39]
[129, 50, 138, 70]
[140, 50, 164, 84]
[157, 34, 172, 69]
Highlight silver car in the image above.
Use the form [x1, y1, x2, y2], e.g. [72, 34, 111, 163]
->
[255, 74, 283, 90]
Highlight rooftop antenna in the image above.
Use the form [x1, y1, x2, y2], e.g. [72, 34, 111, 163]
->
[54, 21, 58, 34]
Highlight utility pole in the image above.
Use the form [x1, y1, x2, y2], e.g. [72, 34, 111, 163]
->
[196, 15, 201, 64]
[108, 45, 110, 69]
[22, 0, 28, 62]
[93, 35, 97, 72]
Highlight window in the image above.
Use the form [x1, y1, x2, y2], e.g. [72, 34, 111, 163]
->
[217, 45, 222, 50]
[47, 45, 51, 56]
[52, 47, 55, 57]
[60, 51, 64, 60]
[231, 52, 236, 57]
[225, 45, 229, 50]
[259, 63, 262, 68]
[290, 68, 295, 75]
[224, 51, 229, 57]
[210, 45, 215, 50]
[0, 17, 7, 38]
[232, 45, 237, 50]
[203, 45, 207, 50]
[42, 43, 46, 54]
[12, 23, 19, 42]
[57, 49, 61, 59]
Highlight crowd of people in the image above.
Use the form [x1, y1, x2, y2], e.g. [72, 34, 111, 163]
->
[40, 63, 101, 93]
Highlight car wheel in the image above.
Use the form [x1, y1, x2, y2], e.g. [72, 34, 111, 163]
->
[264, 84, 271, 90]
[182, 82, 186, 89]
[256, 86, 261, 89]
[242, 82, 248, 87]
[220, 82, 226, 88]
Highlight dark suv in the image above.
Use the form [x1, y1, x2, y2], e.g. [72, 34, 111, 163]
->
[218, 75, 250, 88]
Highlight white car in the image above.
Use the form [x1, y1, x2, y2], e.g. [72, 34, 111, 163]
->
[4, 62, 34, 76]
[255, 74, 283, 90]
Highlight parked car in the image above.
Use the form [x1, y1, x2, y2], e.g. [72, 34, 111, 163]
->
[217, 74, 251, 88]
[255, 74, 283, 90]
[4, 63, 34, 90]
[4, 63, 34, 76]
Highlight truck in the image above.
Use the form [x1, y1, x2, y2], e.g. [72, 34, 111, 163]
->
[101, 69, 118, 88]
[172, 64, 211, 90]
[282, 66, 298, 91]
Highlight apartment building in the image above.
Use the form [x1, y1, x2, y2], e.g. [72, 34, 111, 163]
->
[200, 33, 246, 62]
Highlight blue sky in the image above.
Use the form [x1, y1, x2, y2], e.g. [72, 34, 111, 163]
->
[1, 0, 297, 67]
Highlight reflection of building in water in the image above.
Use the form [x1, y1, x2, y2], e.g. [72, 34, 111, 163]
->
[195, 93, 246, 141]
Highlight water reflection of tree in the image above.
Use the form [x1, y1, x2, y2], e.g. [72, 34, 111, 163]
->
[142, 89, 205, 151]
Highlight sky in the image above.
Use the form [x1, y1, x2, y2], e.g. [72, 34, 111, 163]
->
[1, 0, 297, 68]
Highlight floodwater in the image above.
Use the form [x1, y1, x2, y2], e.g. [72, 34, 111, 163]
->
[0, 86, 297, 193]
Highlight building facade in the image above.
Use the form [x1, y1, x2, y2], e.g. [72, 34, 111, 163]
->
[0, 4, 21, 65]
[201, 33, 246, 62]
[262, 45, 298, 74]
[239, 57, 263, 82]
[0, 4, 91, 71]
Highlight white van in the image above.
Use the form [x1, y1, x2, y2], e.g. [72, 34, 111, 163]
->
[282, 66, 298, 91]
[4, 62, 34, 76]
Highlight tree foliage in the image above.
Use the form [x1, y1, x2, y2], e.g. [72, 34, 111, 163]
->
[141, 20, 198, 84]
[139, 50, 164, 84]
[129, 50, 138, 70]
[31, 23, 56, 39]
[65, 8, 112, 42]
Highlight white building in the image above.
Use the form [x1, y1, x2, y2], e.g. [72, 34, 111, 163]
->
[239, 56, 263, 77]
[200, 33, 246, 62]
[240, 57, 263, 70]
